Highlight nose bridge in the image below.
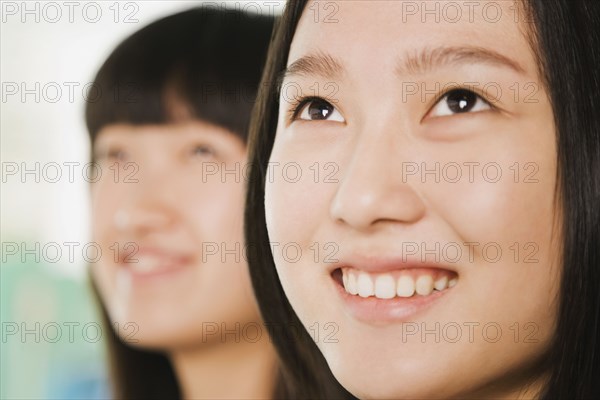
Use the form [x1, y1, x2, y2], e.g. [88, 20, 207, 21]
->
[357, 118, 398, 170]
[136, 154, 170, 192]
[329, 116, 425, 230]
[118, 154, 177, 233]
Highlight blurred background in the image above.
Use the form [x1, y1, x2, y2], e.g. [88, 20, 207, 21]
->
[1, 1, 283, 398]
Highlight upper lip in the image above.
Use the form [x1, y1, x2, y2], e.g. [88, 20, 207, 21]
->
[328, 251, 459, 274]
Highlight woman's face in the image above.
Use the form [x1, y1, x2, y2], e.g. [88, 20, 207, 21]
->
[92, 120, 258, 349]
[265, 1, 560, 398]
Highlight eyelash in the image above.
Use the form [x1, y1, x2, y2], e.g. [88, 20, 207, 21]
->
[95, 147, 126, 161]
[286, 88, 496, 123]
[427, 87, 496, 116]
[190, 144, 215, 158]
[287, 96, 325, 121]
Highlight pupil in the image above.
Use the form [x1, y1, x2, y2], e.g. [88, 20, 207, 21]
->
[447, 90, 476, 113]
[309, 100, 333, 120]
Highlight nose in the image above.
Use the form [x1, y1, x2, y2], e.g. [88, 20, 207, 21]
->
[329, 128, 426, 231]
[113, 163, 176, 235]
[114, 204, 173, 235]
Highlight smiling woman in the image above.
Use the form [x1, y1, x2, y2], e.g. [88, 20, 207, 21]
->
[86, 8, 279, 400]
[245, 0, 600, 399]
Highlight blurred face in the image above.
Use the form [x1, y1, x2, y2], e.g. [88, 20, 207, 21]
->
[265, 1, 560, 398]
[92, 120, 258, 349]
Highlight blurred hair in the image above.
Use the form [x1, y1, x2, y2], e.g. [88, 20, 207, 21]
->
[86, 7, 274, 144]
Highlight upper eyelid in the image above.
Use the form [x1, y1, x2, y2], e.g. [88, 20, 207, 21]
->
[95, 145, 129, 160]
[290, 96, 323, 118]
[424, 87, 495, 116]
[93, 146, 117, 158]
[190, 143, 215, 153]
[288, 96, 344, 122]
[430, 87, 493, 107]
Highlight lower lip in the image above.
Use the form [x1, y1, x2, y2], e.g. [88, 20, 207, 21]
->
[333, 276, 453, 324]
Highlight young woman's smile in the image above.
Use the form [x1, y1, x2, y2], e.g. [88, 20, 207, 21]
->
[330, 255, 459, 324]
[92, 121, 258, 348]
[116, 246, 195, 279]
[263, 1, 560, 398]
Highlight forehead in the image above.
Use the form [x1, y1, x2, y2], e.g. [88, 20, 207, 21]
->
[289, 0, 536, 78]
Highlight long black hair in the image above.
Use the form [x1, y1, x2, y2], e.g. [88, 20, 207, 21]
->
[525, 1, 600, 398]
[244, 0, 600, 398]
[86, 8, 275, 399]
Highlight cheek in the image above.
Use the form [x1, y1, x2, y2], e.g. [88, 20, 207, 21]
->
[264, 149, 335, 249]
[423, 123, 560, 334]
[424, 111, 558, 261]
[264, 147, 341, 322]
[180, 178, 256, 303]
[90, 179, 126, 237]
[90, 182, 122, 288]
[183, 179, 246, 242]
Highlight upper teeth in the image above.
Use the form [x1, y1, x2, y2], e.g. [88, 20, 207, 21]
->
[342, 268, 457, 299]
[127, 255, 178, 273]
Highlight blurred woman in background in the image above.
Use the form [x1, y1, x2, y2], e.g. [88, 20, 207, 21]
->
[86, 8, 279, 399]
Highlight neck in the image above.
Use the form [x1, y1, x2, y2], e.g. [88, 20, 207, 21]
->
[169, 329, 278, 400]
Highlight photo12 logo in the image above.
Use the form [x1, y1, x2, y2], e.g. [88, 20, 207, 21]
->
[1, 2, 140, 24]
[1, 321, 139, 344]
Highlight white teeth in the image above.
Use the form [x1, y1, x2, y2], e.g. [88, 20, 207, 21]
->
[374, 274, 396, 299]
[415, 275, 434, 296]
[434, 276, 448, 291]
[396, 275, 416, 297]
[347, 271, 358, 295]
[129, 255, 161, 272]
[357, 272, 374, 298]
[342, 269, 457, 298]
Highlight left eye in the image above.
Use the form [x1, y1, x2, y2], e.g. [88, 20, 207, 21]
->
[428, 89, 491, 118]
[297, 98, 345, 122]
[190, 145, 214, 157]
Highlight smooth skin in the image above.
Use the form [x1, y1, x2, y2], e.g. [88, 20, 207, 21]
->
[92, 120, 276, 399]
[265, 1, 560, 399]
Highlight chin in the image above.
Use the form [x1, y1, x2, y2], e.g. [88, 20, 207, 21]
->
[108, 309, 187, 349]
[335, 370, 454, 400]
[325, 346, 461, 400]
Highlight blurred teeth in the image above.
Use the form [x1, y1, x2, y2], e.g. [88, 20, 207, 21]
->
[341, 268, 456, 299]
[127, 255, 167, 273]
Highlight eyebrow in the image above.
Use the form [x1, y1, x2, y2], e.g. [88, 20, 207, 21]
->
[279, 46, 526, 85]
[398, 46, 527, 76]
[279, 51, 345, 85]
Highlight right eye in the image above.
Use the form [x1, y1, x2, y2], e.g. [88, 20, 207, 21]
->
[106, 148, 127, 161]
[189, 144, 215, 159]
[296, 98, 345, 122]
[95, 147, 127, 162]
[427, 89, 492, 119]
